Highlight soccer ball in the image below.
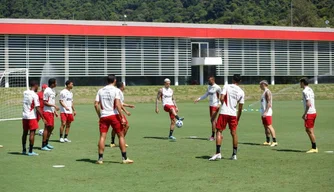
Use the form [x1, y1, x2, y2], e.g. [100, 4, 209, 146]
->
[38, 129, 44, 136]
[176, 120, 183, 128]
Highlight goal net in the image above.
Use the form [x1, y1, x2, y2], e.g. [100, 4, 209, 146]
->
[0, 68, 29, 121]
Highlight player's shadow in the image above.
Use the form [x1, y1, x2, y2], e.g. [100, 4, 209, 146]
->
[49, 140, 60, 143]
[238, 142, 262, 146]
[185, 137, 208, 141]
[272, 149, 306, 153]
[8, 152, 24, 155]
[195, 155, 212, 159]
[143, 136, 168, 140]
[76, 158, 120, 164]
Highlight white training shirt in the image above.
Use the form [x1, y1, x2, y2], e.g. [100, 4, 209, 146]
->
[302, 86, 316, 114]
[220, 84, 245, 116]
[260, 88, 273, 116]
[198, 83, 221, 107]
[22, 90, 40, 119]
[119, 89, 124, 104]
[95, 85, 121, 118]
[43, 87, 56, 113]
[161, 87, 174, 106]
[59, 89, 73, 114]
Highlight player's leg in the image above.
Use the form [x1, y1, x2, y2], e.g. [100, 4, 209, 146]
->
[267, 124, 277, 147]
[209, 114, 226, 160]
[46, 126, 55, 149]
[112, 116, 133, 164]
[110, 129, 116, 147]
[22, 121, 29, 154]
[305, 115, 318, 153]
[64, 122, 71, 142]
[229, 116, 238, 160]
[209, 107, 219, 141]
[59, 116, 66, 143]
[28, 129, 38, 156]
[97, 117, 110, 164]
[169, 107, 184, 121]
[168, 118, 176, 141]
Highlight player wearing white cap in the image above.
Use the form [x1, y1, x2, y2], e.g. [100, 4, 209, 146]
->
[155, 78, 184, 141]
[194, 76, 221, 141]
[259, 80, 277, 147]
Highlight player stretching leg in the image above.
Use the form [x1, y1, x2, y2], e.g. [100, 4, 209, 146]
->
[194, 76, 221, 141]
[95, 75, 133, 164]
[59, 80, 76, 143]
[41, 78, 59, 151]
[210, 74, 245, 161]
[110, 82, 135, 148]
[300, 78, 318, 153]
[259, 80, 277, 147]
[155, 78, 184, 141]
[22, 81, 46, 156]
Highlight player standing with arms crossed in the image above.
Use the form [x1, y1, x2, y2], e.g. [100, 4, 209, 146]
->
[110, 82, 134, 148]
[300, 78, 318, 153]
[37, 84, 47, 123]
[209, 74, 245, 161]
[95, 75, 133, 164]
[41, 78, 59, 151]
[194, 76, 221, 141]
[155, 78, 184, 141]
[59, 80, 76, 143]
[22, 81, 46, 156]
[259, 80, 278, 147]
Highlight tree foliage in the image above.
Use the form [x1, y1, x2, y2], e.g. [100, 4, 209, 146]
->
[0, 0, 332, 27]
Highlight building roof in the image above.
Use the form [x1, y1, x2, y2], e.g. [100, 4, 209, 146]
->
[0, 19, 333, 41]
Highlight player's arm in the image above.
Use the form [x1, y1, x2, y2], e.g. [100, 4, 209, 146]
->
[72, 101, 76, 116]
[59, 93, 70, 111]
[123, 102, 135, 108]
[155, 89, 162, 113]
[302, 92, 311, 119]
[237, 94, 245, 122]
[94, 93, 101, 118]
[264, 91, 272, 115]
[44, 92, 59, 110]
[172, 95, 178, 109]
[115, 98, 126, 125]
[194, 91, 209, 103]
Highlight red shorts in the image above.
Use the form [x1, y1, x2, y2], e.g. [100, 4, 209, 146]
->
[164, 105, 176, 120]
[99, 115, 123, 133]
[262, 116, 272, 126]
[61, 113, 74, 123]
[209, 106, 219, 117]
[216, 114, 238, 131]
[305, 113, 317, 129]
[43, 112, 54, 127]
[22, 119, 39, 131]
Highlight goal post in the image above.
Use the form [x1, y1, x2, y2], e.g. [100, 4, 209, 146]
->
[0, 68, 29, 121]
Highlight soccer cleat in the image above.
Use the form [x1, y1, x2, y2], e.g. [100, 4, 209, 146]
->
[209, 153, 222, 161]
[169, 136, 176, 141]
[270, 142, 278, 147]
[230, 155, 237, 160]
[306, 148, 318, 153]
[263, 142, 271, 146]
[208, 137, 215, 141]
[110, 143, 116, 148]
[179, 117, 184, 121]
[122, 158, 134, 164]
[60, 138, 65, 143]
[41, 146, 51, 151]
[46, 144, 54, 149]
[96, 158, 103, 164]
[64, 138, 71, 143]
[125, 144, 129, 147]
[28, 152, 39, 156]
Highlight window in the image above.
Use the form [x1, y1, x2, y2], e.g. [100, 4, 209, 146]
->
[191, 42, 208, 57]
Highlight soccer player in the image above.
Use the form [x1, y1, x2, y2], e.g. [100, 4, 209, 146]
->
[155, 78, 184, 141]
[300, 78, 318, 153]
[94, 74, 133, 164]
[41, 78, 59, 151]
[259, 80, 278, 147]
[37, 84, 47, 122]
[59, 80, 76, 143]
[110, 82, 135, 148]
[22, 81, 46, 156]
[194, 76, 221, 141]
[209, 74, 245, 161]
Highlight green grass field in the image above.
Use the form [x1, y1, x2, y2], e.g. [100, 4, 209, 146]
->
[0, 101, 333, 192]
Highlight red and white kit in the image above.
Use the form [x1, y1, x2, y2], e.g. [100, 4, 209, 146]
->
[216, 84, 245, 131]
[198, 84, 221, 115]
[43, 87, 56, 127]
[59, 89, 74, 123]
[22, 90, 40, 131]
[303, 86, 317, 128]
[161, 87, 176, 119]
[260, 88, 273, 126]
